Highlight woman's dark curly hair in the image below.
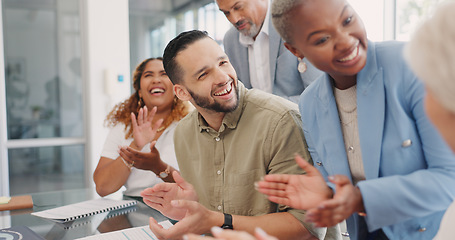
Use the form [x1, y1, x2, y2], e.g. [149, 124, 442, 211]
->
[105, 57, 189, 139]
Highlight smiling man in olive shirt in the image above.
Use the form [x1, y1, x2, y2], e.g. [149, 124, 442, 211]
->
[140, 30, 340, 240]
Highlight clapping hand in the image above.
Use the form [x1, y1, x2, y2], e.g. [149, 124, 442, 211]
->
[141, 171, 198, 221]
[256, 154, 333, 210]
[118, 140, 160, 171]
[131, 106, 163, 150]
[148, 200, 219, 240]
[305, 175, 365, 227]
[256, 154, 365, 227]
[119, 106, 163, 170]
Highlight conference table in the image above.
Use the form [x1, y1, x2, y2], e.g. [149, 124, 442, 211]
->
[0, 188, 170, 239]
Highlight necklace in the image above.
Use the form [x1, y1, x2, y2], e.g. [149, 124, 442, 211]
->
[333, 85, 366, 183]
[156, 112, 174, 132]
[156, 126, 165, 132]
[339, 106, 357, 127]
[339, 112, 357, 153]
[334, 85, 357, 153]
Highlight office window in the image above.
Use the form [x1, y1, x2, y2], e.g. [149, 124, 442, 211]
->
[129, 1, 230, 74]
[150, 26, 166, 58]
[1, 0, 85, 195]
[396, 0, 447, 40]
[197, 3, 230, 45]
[183, 9, 194, 31]
[349, 0, 385, 41]
[349, 0, 447, 41]
[154, 3, 230, 54]
[3, 1, 83, 140]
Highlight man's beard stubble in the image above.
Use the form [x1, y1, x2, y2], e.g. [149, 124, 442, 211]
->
[187, 83, 240, 113]
[236, 20, 260, 39]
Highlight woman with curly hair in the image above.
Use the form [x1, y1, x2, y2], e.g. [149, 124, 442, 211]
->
[94, 57, 190, 197]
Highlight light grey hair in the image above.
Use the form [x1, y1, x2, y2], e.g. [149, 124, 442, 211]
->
[404, 0, 455, 113]
[271, 0, 305, 44]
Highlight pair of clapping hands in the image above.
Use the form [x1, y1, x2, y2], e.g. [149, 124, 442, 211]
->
[119, 106, 163, 171]
[141, 154, 364, 240]
[140, 170, 278, 240]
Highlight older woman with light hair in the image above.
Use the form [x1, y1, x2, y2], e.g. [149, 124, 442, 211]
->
[404, 2, 455, 239]
[404, 1, 455, 151]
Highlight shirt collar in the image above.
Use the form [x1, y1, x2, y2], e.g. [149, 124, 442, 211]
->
[197, 81, 247, 133]
[238, 1, 270, 47]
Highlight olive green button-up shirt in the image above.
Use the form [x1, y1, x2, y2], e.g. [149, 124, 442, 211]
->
[174, 82, 334, 239]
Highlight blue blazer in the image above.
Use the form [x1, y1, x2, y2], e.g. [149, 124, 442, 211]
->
[223, 16, 322, 103]
[299, 41, 455, 240]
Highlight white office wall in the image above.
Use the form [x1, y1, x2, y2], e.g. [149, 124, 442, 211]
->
[81, 0, 131, 187]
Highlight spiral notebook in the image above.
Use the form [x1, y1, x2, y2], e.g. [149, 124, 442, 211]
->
[31, 198, 137, 223]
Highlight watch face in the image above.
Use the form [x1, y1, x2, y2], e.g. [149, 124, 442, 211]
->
[159, 172, 168, 178]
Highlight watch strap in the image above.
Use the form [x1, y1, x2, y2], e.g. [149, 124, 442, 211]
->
[221, 213, 233, 229]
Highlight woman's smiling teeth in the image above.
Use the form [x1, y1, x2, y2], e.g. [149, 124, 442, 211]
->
[150, 88, 165, 94]
[338, 43, 359, 62]
[214, 82, 233, 96]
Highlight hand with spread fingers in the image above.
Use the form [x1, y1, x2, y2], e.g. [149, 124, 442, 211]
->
[141, 171, 198, 221]
[131, 106, 163, 150]
[119, 106, 175, 178]
[184, 226, 278, 240]
[148, 200, 220, 240]
[256, 154, 333, 210]
[256, 154, 365, 228]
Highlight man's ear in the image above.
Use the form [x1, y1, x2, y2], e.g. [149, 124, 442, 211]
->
[174, 84, 191, 101]
[284, 42, 304, 59]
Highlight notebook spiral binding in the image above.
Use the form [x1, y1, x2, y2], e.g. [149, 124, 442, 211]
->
[62, 206, 137, 229]
[31, 198, 138, 223]
[105, 206, 137, 219]
[63, 201, 137, 222]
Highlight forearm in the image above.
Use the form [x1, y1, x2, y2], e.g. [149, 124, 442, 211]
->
[184, 209, 313, 239]
[231, 212, 316, 240]
[93, 157, 131, 197]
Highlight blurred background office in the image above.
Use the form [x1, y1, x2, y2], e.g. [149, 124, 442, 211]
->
[0, 0, 448, 197]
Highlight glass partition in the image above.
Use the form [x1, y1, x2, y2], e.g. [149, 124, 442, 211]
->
[8, 145, 85, 195]
[396, 0, 448, 40]
[3, 0, 83, 140]
[1, 0, 85, 195]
